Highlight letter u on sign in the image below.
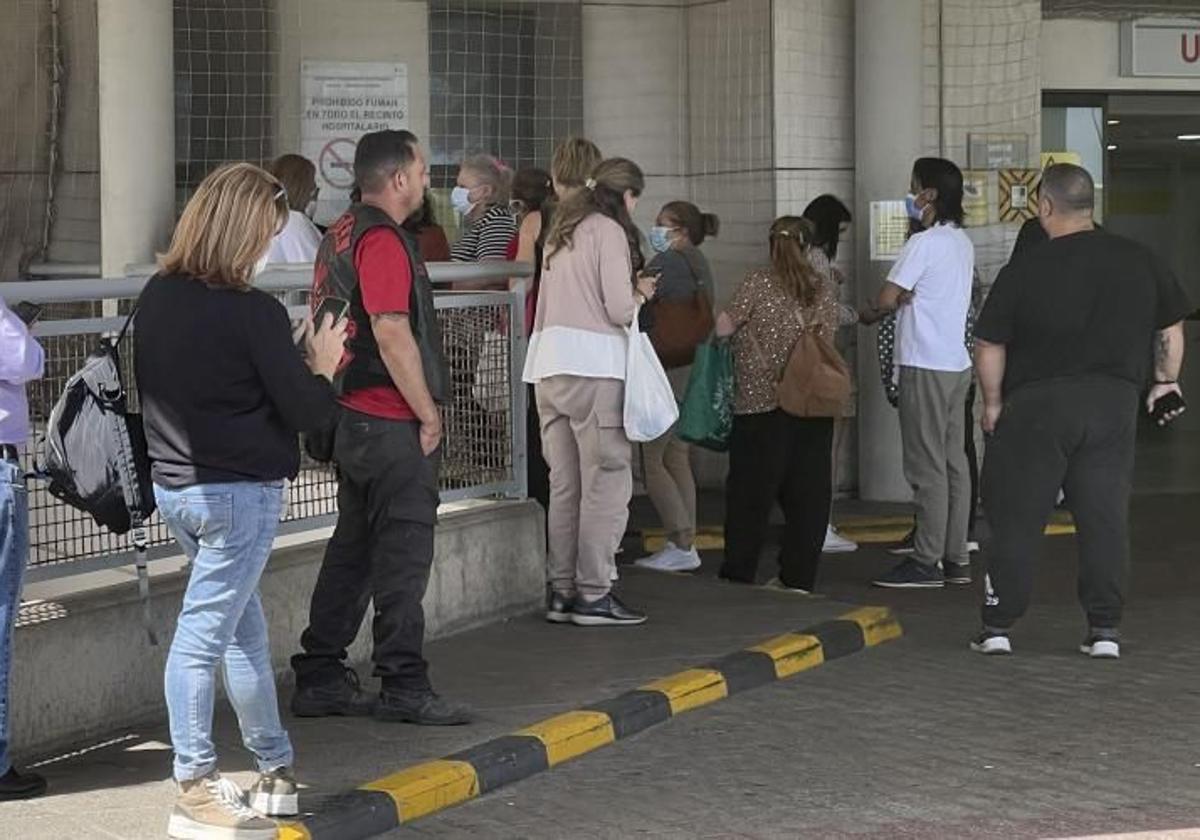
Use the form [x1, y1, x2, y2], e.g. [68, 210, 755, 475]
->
[1183, 33, 1200, 63]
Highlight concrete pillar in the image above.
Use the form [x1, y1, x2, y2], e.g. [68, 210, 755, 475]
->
[854, 0, 924, 501]
[98, 0, 175, 278]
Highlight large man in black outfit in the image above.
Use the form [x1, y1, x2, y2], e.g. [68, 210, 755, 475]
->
[291, 130, 470, 724]
[970, 164, 1191, 660]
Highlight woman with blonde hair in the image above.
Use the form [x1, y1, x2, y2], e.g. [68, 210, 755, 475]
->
[136, 162, 347, 840]
[714, 216, 857, 593]
[551, 136, 603, 199]
[523, 157, 658, 626]
[266, 153, 323, 263]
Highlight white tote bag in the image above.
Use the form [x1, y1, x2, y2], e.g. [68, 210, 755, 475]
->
[624, 307, 679, 442]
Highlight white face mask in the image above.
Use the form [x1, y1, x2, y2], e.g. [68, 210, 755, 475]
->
[450, 186, 474, 216]
[253, 251, 270, 278]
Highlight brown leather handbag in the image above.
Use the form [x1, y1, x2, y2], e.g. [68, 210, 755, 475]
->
[649, 253, 715, 369]
[776, 314, 852, 419]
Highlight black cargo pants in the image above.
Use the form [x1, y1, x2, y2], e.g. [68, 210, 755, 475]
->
[292, 409, 440, 692]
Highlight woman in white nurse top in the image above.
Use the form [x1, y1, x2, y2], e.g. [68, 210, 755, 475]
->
[266, 154, 323, 263]
[859, 157, 975, 590]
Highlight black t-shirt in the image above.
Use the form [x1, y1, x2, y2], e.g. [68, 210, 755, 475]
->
[975, 229, 1193, 396]
[135, 273, 338, 488]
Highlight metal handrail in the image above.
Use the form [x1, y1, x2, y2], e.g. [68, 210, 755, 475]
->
[0, 260, 534, 304]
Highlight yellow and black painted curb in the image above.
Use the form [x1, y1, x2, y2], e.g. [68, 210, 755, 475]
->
[278, 606, 901, 840]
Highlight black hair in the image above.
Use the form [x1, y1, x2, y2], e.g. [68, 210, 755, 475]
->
[511, 167, 553, 213]
[802, 194, 852, 260]
[912, 157, 965, 227]
[354, 129, 419, 193]
[1040, 163, 1095, 213]
[660, 201, 719, 247]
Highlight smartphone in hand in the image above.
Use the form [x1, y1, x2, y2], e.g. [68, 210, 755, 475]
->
[1150, 391, 1186, 426]
[314, 296, 350, 328]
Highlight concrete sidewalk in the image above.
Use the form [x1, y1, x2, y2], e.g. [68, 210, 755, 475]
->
[0, 562, 877, 840]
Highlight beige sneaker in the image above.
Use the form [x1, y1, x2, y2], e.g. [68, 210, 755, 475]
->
[167, 772, 277, 840]
[247, 767, 299, 817]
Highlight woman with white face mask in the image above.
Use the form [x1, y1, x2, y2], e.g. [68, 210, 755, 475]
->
[135, 163, 347, 840]
[635, 201, 719, 574]
[266, 154, 323, 263]
[449, 153, 518, 271]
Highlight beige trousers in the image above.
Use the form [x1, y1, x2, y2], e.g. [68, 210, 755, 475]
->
[640, 426, 696, 549]
[536, 375, 632, 598]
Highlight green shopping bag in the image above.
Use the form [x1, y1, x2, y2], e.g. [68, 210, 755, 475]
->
[676, 340, 734, 452]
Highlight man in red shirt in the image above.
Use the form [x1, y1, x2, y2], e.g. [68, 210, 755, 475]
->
[291, 130, 469, 725]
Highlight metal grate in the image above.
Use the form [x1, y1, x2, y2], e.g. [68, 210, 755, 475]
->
[20, 284, 525, 579]
[437, 295, 515, 493]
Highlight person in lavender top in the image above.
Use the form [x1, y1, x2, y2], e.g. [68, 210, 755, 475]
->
[0, 296, 46, 800]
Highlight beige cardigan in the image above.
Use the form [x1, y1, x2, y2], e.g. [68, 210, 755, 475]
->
[523, 213, 638, 383]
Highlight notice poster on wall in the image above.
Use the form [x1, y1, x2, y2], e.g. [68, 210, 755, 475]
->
[301, 61, 409, 224]
[962, 171, 991, 228]
[999, 169, 1041, 223]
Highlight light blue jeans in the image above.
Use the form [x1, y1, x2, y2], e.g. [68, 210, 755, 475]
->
[156, 481, 293, 782]
[0, 458, 28, 776]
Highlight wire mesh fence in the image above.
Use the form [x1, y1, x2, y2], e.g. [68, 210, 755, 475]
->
[17, 280, 526, 581]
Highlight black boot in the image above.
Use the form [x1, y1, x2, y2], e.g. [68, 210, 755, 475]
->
[375, 689, 473, 725]
[291, 668, 376, 718]
[0, 767, 47, 801]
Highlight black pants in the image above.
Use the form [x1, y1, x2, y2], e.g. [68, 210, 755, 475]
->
[981, 378, 1137, 632]
[526, 384, 550, 514]
[291, 410, 440, 692]
[965, 382, 979, 532]
[720, 411, 833, 591]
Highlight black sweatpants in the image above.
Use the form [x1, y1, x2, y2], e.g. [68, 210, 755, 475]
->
[720, 410, 833, 591]
[292, 410, 440, 692]
[981, 378, 1138, 632]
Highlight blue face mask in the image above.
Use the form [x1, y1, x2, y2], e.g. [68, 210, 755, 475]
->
[648, 226, 673, 253]
[905, 193, 926, 223]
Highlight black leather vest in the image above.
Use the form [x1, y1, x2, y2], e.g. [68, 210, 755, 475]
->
[313, 203, 449, 404]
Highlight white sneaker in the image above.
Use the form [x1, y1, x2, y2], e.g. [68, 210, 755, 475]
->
[1080, 636, 1120, 659]
[967, 540, 980, 554]
[822, 525, 858, 553]
[635, 543, 702, 573]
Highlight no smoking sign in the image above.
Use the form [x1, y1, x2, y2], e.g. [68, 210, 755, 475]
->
[319, 138, 357, 190]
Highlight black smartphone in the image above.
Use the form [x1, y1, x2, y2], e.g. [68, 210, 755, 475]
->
[313, 296, 350, 328]
[13, 301, 43, 326]
[1150, 390, 1187, 426]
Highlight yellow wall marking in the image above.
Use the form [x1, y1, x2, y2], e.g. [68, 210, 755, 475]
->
[516, 710, 616, 766]
[641, 668, 728, 714]
[362, 759, 479, 823]
[841, 606, 904, 647]
[748, 633, 825, 678]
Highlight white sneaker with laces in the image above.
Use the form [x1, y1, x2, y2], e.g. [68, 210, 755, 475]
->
[822, 525, 858, 554]
[1080, 637, 1120, 659]
[636, 542, 702, 572]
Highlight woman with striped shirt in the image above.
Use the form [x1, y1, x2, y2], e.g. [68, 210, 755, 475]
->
[450, 153, 518, 267]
